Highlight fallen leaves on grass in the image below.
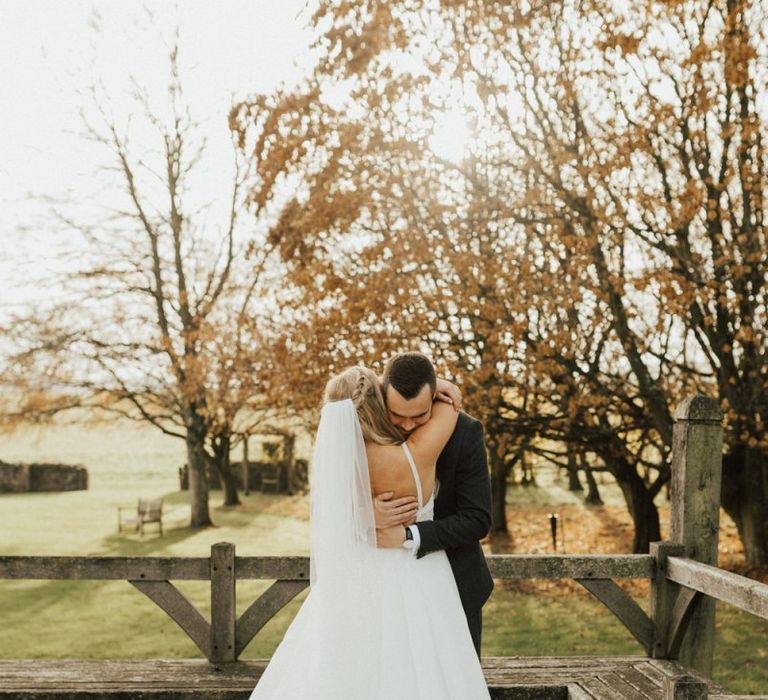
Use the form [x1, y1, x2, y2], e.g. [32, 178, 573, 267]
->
[484, 502, 766, 596]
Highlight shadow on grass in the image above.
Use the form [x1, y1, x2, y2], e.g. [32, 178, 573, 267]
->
[99, 489, 204, 556]
[98, 489, 294, 556]
[99, 526, 201, 556]
[0, 576, 208, 659]
[587, 505, 635, 553]
[0, 578, 112, 620]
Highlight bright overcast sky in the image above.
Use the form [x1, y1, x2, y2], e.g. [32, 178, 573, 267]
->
[0, 0, 313, 313]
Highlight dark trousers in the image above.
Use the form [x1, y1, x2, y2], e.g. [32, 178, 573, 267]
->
[465, 608, 482, 658]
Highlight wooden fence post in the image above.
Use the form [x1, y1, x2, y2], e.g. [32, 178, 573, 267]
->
[650, 540, 685, 659]
[669, 395, 723, 676]
[210, 542, 236, 663]
[663, 675, 708, 699]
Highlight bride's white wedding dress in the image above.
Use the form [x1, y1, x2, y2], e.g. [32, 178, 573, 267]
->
[248, 400, 490, 699]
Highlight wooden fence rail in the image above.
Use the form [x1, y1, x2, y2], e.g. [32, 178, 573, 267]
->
[0, 553, 653, 581]
[1, 547, 766, 666]
[665, 557, 768, 620]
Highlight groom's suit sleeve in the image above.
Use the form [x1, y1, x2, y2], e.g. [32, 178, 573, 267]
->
[415, 418, 492, 558]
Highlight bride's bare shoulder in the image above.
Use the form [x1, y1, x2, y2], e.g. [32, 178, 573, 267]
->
[366, 442, 413, 495]
[366, 441, 402, 463]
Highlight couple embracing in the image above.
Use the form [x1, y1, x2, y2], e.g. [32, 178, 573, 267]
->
[249, 352, 494, 699]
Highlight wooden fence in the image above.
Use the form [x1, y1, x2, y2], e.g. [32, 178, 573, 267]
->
[1, 395, 767, 680]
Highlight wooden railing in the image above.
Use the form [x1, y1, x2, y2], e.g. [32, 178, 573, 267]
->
[0, 549, 310, 662]
[2, 549, 765, 664]
[1, 395, 767, 679]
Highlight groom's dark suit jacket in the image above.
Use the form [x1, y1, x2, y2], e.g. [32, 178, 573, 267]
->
[416, 412, 494, 614]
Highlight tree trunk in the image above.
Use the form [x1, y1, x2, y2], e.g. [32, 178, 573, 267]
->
[242, 436, 250, 495]
[610, 460, 660, 553]
[566, 447, 583, 491]
[284, 434, 295, 494]
[580, 453, 603, 506]
[488, 445, 509, 535]
[721, 445, 768, 566]
[186, 412, 213, 527]
[521, 450, 536, 486]
[213, 433, 240, 507]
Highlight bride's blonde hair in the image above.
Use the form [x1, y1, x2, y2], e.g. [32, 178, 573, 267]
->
[324, 366, 405, 445]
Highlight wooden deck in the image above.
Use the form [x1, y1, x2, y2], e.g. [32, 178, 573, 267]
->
[0, 657, 757, 699]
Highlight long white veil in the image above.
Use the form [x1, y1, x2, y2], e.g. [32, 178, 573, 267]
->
[309, 398, 376, 589]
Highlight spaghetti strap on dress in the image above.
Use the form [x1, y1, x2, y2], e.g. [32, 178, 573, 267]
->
[401, 442, 423, 508]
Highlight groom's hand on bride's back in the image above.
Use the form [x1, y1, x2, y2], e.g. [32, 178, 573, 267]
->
[374, 492, 418, 529]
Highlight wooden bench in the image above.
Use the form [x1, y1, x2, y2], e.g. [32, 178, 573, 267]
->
[117, 498, 164, 536]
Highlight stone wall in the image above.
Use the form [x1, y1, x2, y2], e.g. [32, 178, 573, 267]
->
[0, 462, 30, 493]
[178, 459, 308, 494]
[0, 461, 89, 493]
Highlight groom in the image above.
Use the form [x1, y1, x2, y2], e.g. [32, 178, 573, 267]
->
[375, 352, 494, 655]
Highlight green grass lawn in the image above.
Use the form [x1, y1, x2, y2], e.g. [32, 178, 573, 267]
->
[1, 422, 766, 694]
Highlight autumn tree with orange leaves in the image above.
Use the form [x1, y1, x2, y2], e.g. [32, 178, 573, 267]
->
[233, 0, 768, 562]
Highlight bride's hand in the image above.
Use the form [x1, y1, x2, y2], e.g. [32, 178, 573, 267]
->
[435, 377, 462, 412]
[376, 524, 407, 549]
[374, 492, 418, 529]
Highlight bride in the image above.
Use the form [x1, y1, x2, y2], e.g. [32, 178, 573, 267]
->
[248, 366, 490, 699]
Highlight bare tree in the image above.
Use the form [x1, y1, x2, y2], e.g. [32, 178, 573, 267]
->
[2, 46, 283, 526]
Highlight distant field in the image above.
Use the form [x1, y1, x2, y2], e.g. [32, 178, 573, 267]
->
[1, 422, 766, 694]
[1, 420, 186, 494]
[1, 419, 313, 495]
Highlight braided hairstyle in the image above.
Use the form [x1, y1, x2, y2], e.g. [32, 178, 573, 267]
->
[324, 366, 405, 445]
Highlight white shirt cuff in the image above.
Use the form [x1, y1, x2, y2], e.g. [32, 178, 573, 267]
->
[402, 524, 421, 557]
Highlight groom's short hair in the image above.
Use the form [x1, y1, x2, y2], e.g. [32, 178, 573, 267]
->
[382, 352, 436, 399]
